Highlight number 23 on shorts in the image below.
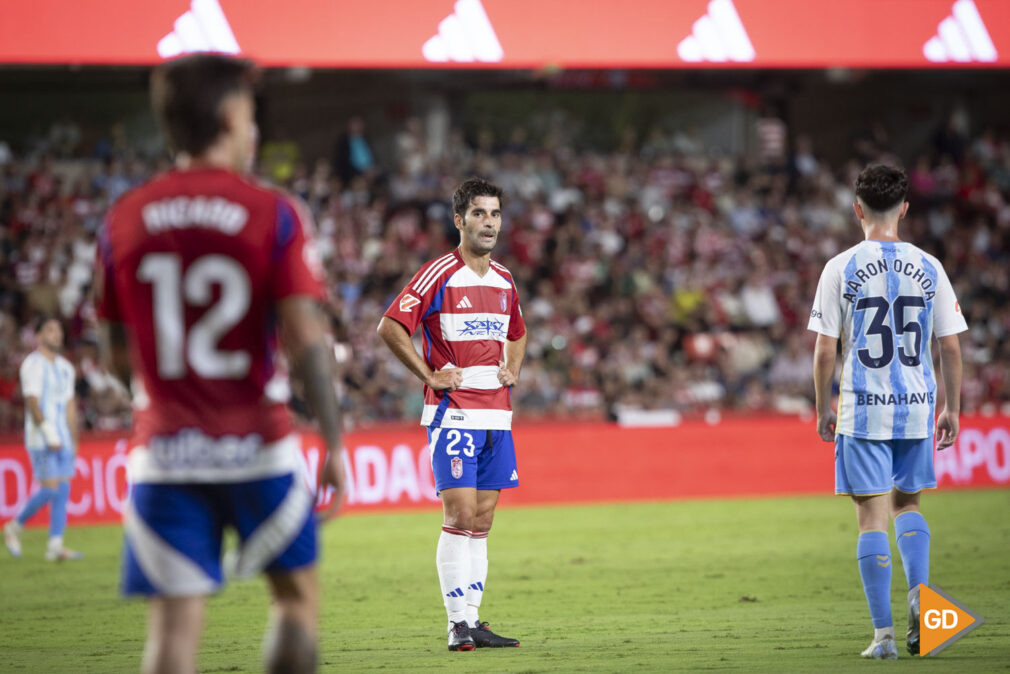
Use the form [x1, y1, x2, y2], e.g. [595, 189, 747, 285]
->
[444, 429, 476, 457]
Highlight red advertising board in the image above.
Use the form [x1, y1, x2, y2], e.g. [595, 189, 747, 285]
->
[1, 416, 1006, 527]
[0, 0, 1008, 68]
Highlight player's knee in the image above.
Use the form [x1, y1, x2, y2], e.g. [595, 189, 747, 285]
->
[472, 512, 494, 533]
[264, 614, 317, 674]
[443, 509, 475, 530]
[442, 500, 476, 530]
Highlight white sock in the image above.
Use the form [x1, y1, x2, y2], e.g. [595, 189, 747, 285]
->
[47, 535, 63, 551]
[874, 626, 895, 641]
[465, 532, 488, 627]
[436, 526, 471, 627]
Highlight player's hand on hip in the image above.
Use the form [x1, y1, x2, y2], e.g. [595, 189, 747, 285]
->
[816, 411, 836, 442]
[497, 360, 517, 387]
[935, 409, 959, 450]
[427, 368, 463, 391]
[317, 449, 348, 521]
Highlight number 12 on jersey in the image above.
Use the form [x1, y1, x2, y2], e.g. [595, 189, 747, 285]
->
[137, 253, 252, 380]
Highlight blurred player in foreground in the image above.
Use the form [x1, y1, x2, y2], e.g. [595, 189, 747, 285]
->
[378, 178, 526, 651]
[95, 54, 345, 674]
[4, 317, 82, 561]
[809, 164, 966, 659]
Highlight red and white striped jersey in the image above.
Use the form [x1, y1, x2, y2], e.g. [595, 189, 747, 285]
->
[384, 249, 526, 430]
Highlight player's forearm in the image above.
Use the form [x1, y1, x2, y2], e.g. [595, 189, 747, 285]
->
[377, 318, 433, 386]
[938, 335, 963, 414]
[812, 339, 837, 415]
[504, 333, 527, 377]
[98, 321, 133, 389]
[279, 298, 342, 453]
[291, 342, 342, 454]
[25, 397, 45, 426]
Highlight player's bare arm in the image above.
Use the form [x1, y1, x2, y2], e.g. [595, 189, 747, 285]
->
[279, 296, 347, 515]
[813, 333, 838, 442]
[376, 317, 462, 391]
[498, 332, 527, 388]
[935, 334, 962, 451]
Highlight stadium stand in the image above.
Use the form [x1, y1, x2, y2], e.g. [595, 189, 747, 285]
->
[0, 112, 1007, 431]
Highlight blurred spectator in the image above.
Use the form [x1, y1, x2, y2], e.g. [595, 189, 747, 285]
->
[0, 109, 1009, 432]
[333, 116, 374, 183]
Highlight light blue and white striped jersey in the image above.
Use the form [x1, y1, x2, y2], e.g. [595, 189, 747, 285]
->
[808, 240, 967, 440]
[19, 351, 76, 451]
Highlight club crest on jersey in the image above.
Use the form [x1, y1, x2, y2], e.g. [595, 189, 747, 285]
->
[400, 294, 421, 312]
[451, 456, 463, 479]
[499, 291, 508, 313]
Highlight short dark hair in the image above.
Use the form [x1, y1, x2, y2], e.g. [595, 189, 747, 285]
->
[452, 177, 504, 218]
[150, 54, 258, 157]
[33, 315, 59, 334]
[855, 164, 909, 213]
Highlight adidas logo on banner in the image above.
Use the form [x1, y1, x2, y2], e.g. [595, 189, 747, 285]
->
[157, 0, 241, 59]
[455, 296, 473, 309]
[923, 0, 997, 63]
[422, 0, 504, 63]
[677, 0, 755, 63]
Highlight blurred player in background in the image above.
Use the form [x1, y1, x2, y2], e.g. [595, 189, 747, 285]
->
[378, 178, 526, 651]
[3, 316, 82, 561]
[95, 54, 345, 674]
[809, 164, 967, 659]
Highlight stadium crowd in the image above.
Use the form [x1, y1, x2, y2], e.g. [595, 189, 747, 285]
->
[0, 111, 1008, 432]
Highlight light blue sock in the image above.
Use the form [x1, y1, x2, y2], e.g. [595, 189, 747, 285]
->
[857, 531, 893, 629]
[16, 486, 57, 525]
[49, 482, 71, 539]
[895, 511, 930, 590]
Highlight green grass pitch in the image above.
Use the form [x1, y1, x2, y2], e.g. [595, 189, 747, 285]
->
[1, 490, 1008, 672]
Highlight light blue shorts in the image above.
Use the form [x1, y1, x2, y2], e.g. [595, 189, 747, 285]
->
[835, 434, 936, 496]
[27, 446, 76, 481]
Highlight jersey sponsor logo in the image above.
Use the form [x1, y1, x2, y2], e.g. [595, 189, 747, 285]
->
[855, 391, 935, 407]
[459, 317, 506, 339]
[923, 0, 997, 64]
[810, 308, 822, 319]
[148, 429, 263, 470]
[450, 414, 465, 421]
[677, 0, 756, 64]
[455, 296, 473, 309]
[422, 0, 504, 64]
[141, 196, 248, 235]
[157, 0, 242, 59]
[399, 294, 421, 312]
[842, 257, 936, 303]
[451, 456, 463, 479]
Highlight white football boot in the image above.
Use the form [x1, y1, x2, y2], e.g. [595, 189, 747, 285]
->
[4, 520, 22, 558]
[861, 635, 899, 660]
